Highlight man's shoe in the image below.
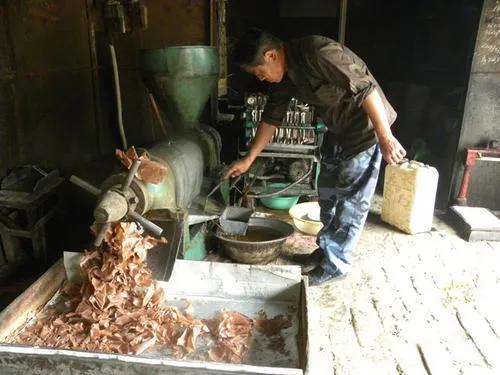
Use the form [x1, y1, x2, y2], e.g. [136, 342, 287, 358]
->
[288, 248, 325, 273]
[306, 265, 347, 286]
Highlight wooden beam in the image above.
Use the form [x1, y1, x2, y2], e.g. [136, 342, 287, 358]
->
[0, 258, 65, 342]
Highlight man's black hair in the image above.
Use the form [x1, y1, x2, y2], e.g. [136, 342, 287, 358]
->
[232, 28, 283, 67]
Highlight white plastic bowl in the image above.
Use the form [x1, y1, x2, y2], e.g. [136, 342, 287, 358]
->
[288, 202, 324, 236]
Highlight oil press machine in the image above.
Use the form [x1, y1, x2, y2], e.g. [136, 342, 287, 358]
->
[70, 46, 224, 276]
[241, 93, 326, 206]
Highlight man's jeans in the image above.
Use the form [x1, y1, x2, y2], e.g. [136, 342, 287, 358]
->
[317, 144, 382, 275]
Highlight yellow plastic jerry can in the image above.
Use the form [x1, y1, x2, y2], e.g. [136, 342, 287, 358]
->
[381, 160, 439, 234]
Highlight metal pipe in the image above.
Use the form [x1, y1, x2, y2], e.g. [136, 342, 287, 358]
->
[85, 0, 104, 154]
[247, 167, 313, 199]
[148, 93, 167, 137]
[110, 43, 128, 150]
[339, 0, 348, 44]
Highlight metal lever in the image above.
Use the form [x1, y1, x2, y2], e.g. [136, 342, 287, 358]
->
[70, 159, 163, 247]
[93, 223, 111, 248]
[129, 211, 163, 237]
[69, 175, 101, 196]
[122, 159, 141, 191]
[69, 175, 109, 247]
[119, 159, 163, 237]
[93, 159, 142, 246]
[100, 158, 163, 242]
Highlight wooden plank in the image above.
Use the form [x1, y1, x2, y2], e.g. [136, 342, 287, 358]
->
[0, 227, 31, 239]
[0, 240, 5, 265]
[0, 191, 32, 209]
[0, 258, 65, 341]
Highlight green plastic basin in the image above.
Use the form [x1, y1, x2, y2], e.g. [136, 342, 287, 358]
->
[260, 183, 300, 210]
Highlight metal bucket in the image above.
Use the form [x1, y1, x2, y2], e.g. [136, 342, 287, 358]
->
[215, 217, 294, 264]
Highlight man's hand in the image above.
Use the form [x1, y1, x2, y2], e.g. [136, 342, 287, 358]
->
[379, 134, 407, 164]
[223, 121, 275, 180]
[223, 156, 253, 180]
[362, 90, 406, 164]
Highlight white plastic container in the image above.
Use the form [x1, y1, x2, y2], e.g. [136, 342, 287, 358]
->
[381, 160, 439, 234]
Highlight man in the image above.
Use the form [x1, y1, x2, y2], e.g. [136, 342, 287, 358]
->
[224, 29, 406, 286]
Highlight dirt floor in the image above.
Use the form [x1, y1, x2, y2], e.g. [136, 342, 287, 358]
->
[200, 195, 500, 375]
[302, 200, 500, 375]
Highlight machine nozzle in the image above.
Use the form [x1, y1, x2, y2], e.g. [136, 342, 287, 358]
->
[93, 190, 129, 223]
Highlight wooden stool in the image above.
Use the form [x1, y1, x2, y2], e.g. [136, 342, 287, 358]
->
[0, 177, 63, 265]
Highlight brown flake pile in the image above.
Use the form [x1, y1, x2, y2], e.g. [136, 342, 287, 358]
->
[15, 222, 291, 363]
[205, 310, 254, 363]
[254, 311, 293, 337]
[254, 311, 293, 354]
[116, 146, 168, 184]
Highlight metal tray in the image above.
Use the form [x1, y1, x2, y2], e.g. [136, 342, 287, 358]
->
[0, 258, 311, 374]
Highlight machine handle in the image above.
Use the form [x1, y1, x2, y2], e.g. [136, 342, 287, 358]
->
[129, 210, 163, 237]
[69, 175, 102, 196]
[92, 207, 162, 246]
[93, 222, 111, 247]
[122, 159, 141, 191]
[70, 163, 162, 242]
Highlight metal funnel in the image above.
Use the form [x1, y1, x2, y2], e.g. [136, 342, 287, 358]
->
[141, 46, 219, 132]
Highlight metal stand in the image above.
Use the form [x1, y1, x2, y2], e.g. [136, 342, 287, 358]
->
[456, 147, 500, 206]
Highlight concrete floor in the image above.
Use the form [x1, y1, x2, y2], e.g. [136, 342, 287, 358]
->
[299, 204, 500, 375]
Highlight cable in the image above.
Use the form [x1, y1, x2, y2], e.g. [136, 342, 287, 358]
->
[109, 43, 128, 150]
[246, 167, 313, 199]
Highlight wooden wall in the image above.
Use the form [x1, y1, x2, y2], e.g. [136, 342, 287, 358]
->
[0, 0, 210, 175]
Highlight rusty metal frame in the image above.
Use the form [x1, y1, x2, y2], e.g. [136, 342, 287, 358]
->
[456, 147, 500, 206]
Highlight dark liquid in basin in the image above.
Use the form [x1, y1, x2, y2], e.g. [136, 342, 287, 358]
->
[227, 226, 282, 242]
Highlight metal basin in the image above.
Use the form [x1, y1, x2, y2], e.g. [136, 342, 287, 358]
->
[215, 217, 294, 264]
